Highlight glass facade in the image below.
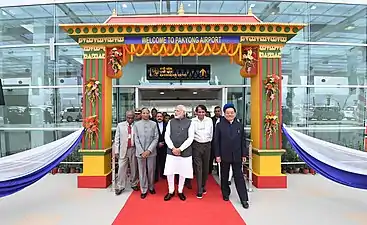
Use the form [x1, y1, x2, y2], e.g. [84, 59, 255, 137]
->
[0, 1, 366, 162]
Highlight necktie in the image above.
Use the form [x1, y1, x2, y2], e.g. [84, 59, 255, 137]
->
[127, 124, 132, 148]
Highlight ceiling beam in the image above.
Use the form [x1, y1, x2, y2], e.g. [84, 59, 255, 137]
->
[311, 8, 366, 42]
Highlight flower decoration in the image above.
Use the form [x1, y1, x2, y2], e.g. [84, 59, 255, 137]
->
[264, 112, 279, 140]
[108, 48, 123, 78]
[84, 115, 99, 144]
[85, 78, 100, 105]
[263, 74, 281, 101]
[242, 47, 257, 74]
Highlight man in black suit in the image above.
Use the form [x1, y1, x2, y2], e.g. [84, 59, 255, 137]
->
[155, 112, 167, 181]
[210, 106, 222, 174]
[213, 103, 249, 209]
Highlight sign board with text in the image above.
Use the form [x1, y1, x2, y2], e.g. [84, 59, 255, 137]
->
[124, 36, 239, 44]
[146, 64, 211, 80]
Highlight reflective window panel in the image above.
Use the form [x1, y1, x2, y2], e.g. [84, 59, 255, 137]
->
[56, 2, 117, 43]
[0, 87, 82, 128]
[162, 0, 197, 14]
[282, 87, 367, 127]
[0, 47, 54, 86]
[0, 5, 55, 46]
[282, 44, 367, 86]
[309, 3, 366, 44]
[56, 45, 83, 85]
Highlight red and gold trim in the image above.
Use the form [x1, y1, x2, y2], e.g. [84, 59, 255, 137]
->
[78, 173, 112, 188]
[252, 173, 287, 188]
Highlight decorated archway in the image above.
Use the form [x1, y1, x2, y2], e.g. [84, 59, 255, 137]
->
[60, 6, 305, 189]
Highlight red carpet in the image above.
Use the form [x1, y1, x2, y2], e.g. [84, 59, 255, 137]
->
[112, 175, 246, 225]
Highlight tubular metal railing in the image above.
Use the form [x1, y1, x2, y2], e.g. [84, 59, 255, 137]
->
[244, 138, 253, 192]
[111, 144, 117, 192]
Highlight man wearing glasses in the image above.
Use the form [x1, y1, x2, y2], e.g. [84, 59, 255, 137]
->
[163, 105, 195, 201]
[113, 110, 139, 195]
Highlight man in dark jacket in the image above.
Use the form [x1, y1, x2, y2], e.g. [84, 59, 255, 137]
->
[155, 112, 167, 181]
[213, 103, 249, 209]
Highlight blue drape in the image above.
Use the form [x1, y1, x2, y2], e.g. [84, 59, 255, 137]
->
[282, 126, 367, 190]
[0, 132, 83, 198]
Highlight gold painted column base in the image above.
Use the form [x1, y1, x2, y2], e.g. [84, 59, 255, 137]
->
[77, 148, 112, 188]
[252, 148, 287, 188]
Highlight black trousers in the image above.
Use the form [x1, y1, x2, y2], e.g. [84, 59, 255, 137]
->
[220, 161, 249, 202]
[155, 147, 167, 181]
[209, 144, 217, 175]
[192, 141, 211, 193]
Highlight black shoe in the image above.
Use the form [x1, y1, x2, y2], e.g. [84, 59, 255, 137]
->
[131, 186, 139, 191]
[241, 201, 249, 209]
[164, 192, 175, 201]
[178, 193, 186, 201]
[202, 188, 207, 194]
[228, 181, 231, 185]
[223, 196, 229, 201]
[115, 189, 124, 196]
[141, 193, 147, 199]
[196, 193, 203, 199]
[149, 189, 156, 194]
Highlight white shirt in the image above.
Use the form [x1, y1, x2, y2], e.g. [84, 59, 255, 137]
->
[157, 121, 164, 134]
[192, 116, 213, 143]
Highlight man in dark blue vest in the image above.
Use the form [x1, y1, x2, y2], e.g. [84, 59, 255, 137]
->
[213, 103, 249, 209]
[163, 105, 195, 201]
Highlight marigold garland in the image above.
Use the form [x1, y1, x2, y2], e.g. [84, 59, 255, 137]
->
[85, 78, 100, 105]
[264, 112, 279, 140]
[84, 115, 99, 144]
[123, 43, 241, 58]
[108, 48, 123, 78]
[264, 74, 281, 101]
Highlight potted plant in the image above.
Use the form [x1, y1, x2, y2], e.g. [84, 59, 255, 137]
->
[51, 167, 58, 175]
[78, 166, 83, 173]
[310, 168, 316, 175]
[294, 166, 300, 174]
[58, 166, 64, 173]
[302, 165, 309, 174]
[294, 154, 303, 173]
[288, 166, 294, 174]
[64, 166, 70, 174]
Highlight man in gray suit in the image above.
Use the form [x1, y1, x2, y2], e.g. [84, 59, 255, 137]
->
[114, 110, 139, 196]
[134, 108, 159, 199]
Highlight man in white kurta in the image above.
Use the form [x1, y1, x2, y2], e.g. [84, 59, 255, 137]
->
[163, 105, 195, 201]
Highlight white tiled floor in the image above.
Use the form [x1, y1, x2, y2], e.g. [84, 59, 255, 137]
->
[1, 174, 367, 225]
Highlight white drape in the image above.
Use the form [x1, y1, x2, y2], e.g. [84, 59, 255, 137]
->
[0, 128, 84, 182]
[284, 125, 367, 175]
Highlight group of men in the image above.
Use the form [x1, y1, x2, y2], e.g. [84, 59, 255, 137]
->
[113, 103, 249, 209]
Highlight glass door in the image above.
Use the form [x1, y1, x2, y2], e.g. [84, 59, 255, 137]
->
[226, 87, 249, 127]
[136, 87, 223, 118]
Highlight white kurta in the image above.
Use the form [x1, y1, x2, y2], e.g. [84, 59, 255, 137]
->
[163, 119, 195, 179]
[164, 155, 193, 178]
